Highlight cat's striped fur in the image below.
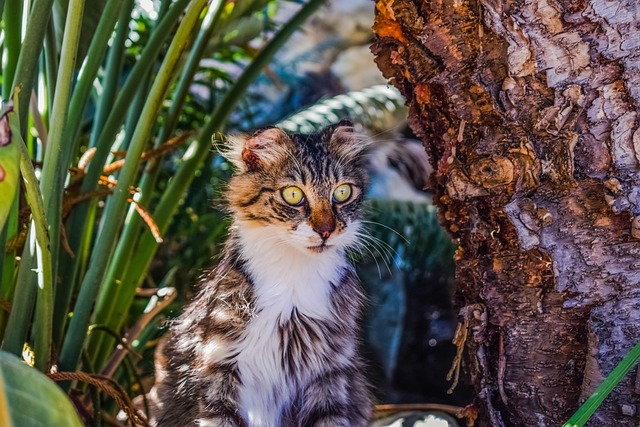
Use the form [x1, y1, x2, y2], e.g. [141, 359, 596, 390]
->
[153, 121, 372, 426]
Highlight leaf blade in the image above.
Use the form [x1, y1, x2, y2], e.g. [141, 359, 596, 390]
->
[0, 351, 83, 427]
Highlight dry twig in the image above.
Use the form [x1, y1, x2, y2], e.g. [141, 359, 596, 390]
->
[48, 371, 149, 427]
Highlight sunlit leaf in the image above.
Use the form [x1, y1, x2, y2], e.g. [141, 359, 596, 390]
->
[0, 351, 83, 427]
[0, 105, 19, 232]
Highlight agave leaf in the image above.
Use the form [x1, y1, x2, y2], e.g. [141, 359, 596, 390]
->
[0, 105, 20, 232]
[278, 84, 409, 134]
[0, 351, 83, 427]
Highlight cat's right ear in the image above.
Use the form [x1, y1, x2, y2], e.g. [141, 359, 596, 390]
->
[327, 120, 370, 159]
[224, 127, 292, 172]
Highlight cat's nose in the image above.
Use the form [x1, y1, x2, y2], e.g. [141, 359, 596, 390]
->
[311, 208, 335, 241]
[313, 222, 335, 241]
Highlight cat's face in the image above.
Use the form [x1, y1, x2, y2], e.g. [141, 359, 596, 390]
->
[225, 121, 369, 255]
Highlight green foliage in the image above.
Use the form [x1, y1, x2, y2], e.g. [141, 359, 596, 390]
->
[0, 0, 326, 422]
[0, 350, 83, 427]
[0, 106, 19, 232]
[563, 340, 640, 427]
[6, 100, 53, 372]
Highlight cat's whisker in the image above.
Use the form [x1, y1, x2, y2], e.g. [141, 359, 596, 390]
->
[353, 237, 385, 278]
[360, 219, 409, 244]
[367, 234, 400, 264]
[353, 232, 396, 276]
[361, 237, 396, 273]
[358, 228, 403, 269]
[357, 225, 402, 260]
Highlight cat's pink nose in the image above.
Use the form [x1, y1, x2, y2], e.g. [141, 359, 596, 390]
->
[314, 223, 334, 240]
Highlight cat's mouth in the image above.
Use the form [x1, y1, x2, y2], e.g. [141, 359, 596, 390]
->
[307, 243, 332, 253]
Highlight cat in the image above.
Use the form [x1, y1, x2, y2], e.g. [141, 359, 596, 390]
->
[153, 120, 372, 427]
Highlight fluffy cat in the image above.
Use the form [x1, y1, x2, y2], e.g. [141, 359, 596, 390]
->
[153, 121, 372, 426]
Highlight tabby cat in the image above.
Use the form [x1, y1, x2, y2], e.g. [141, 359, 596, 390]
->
[153, 121, 372, 426]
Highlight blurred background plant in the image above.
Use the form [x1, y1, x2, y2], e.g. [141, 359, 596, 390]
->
[0, 0, 462, 425]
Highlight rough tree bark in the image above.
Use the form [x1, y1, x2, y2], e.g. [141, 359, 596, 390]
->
[371, 1, 640, 426]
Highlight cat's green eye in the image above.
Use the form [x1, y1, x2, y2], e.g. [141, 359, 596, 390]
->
[282, 186, 305, 206]
[333, 184, 352, 203]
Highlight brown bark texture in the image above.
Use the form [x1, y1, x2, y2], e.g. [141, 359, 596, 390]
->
[371, 1, 640, 426]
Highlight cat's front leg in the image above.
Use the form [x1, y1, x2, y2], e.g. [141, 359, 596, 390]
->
[196, 365, 246, 427]
[196, 400, 245, 427]
[297, 367, 371, 427]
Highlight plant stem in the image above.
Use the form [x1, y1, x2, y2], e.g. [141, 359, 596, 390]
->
[1, 241, 37, 358]
[63, 0, 126, 157]
[11, 0, 55, 130]
[55, 0, 187, 346]
[33, 1, 85, 341]
[52, 0, 127, 347]
[80, 0, 190, 193]
[58, 0, 209, 376]
[59, 0, 191, 299]
[0, 194, 18, 341]
[1, 98, 53, 372]
[16, 117, 53, 372]
[1, 0, 22, 101]
[159, 1, 224, 144]
[90, 0, 224, 368]
[43, 16, 58, 115]
[87, 0, 134, 148]
[3, 0, 68, 348]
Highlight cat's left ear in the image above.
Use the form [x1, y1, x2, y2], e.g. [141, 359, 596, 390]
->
[327, 120, 370, 158]
[225, 127, 293, 172]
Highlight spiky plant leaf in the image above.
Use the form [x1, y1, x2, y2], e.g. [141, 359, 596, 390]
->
[563, 339, 640, 427]
[278, 84, 408, 134]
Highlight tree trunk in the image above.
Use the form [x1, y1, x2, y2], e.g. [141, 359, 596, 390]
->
[371, 1, 640, 426]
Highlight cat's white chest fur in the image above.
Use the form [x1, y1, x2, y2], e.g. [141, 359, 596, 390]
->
[233, 223, 347, 426]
